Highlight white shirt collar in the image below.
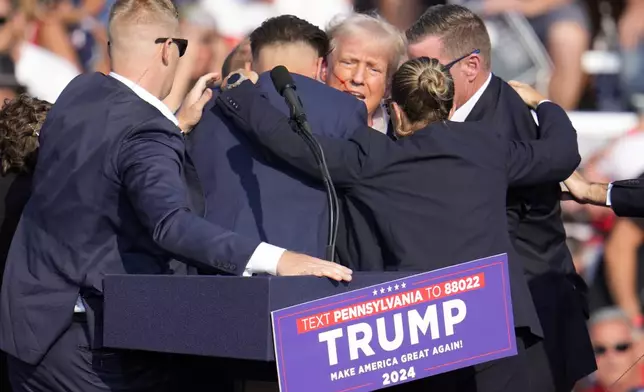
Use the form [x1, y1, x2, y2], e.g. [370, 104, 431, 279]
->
[371, 103, 390, 134]
[108, 72, 179, 126]
[450, 73, 493, 123]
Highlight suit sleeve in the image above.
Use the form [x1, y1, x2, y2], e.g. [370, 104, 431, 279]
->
[117, 119, 262, 274]
[611, 178, 644, 218]
[505, 102, 581, 186]
[217, 81, 386, 188]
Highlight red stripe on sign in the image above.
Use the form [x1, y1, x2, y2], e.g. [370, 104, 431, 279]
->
[295, 272, 485, 334]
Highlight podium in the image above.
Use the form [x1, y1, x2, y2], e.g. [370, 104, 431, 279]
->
[102, 273, 413, 387]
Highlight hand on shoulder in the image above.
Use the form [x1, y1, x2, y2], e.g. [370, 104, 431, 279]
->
[221, 69, 259, 91]
[507, 80, 547, 110]
[176, 72, 220, 134]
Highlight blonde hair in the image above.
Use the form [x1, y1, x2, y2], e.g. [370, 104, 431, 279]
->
[391, 57, 454, 135]
[108, 0, 179, 42]
[326, 12, 407, 79]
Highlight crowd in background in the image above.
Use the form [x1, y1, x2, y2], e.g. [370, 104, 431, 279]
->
[0, 0, 644, 391]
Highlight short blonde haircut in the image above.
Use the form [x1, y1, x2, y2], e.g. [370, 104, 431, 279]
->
[326, 13, 407, 79]
[108, 0, 179, 42]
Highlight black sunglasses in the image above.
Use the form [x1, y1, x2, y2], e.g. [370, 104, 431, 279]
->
[155, 38, 188, 57]
[445, 49, 481, 70]
[593, 342, 632, 356]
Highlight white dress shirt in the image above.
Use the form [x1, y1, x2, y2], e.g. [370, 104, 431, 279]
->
[449, 73, 542, 125]
[74, 73, 285, 313]
[371, 104, 390, 134]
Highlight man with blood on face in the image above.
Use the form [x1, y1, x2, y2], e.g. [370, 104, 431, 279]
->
[323, 13, 406, 135]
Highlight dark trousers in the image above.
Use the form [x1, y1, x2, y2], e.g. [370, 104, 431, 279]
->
[530, 273, 597, 392]
[7, 320, 175, 392]
[385, 330, 554, 392]
[2, 351, 12, 392]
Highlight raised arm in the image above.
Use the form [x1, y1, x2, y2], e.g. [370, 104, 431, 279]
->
[216, 80, 379, 188]
[504, 81, 580, 186]
[505, 101, 580, 186]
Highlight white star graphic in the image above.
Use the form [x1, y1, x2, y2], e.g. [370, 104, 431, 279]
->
[387, 286, 392, 292]
[394, 284, 400, 290]
[380, 287, 385, 294]
[372, 289, 378, 296]
[401, 282, 407, 289]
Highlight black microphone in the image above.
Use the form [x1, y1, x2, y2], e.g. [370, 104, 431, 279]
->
[270, 66, 308, 126]
[270, 66, 340, 263]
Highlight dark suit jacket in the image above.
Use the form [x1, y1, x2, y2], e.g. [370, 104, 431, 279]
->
[0, 73, 262, 365]
[467, 75, 596, 386]
[611, 174, 644, 218]
[467, 75, 575, 278]
[188, 72, 369, 262]
[217, 80, 581, 338]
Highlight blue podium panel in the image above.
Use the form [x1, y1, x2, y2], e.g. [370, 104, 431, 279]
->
[103, 273, 412, 361]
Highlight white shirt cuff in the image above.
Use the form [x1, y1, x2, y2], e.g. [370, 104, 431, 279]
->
[243, 242, 285, 276]
[606, 183, 613, 206]
[537, 99, 551, 107]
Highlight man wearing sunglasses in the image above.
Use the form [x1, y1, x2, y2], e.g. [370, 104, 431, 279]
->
[0, 1, 352, 392]
[405, 4, 593, 392]
[580, 307, 644, 392]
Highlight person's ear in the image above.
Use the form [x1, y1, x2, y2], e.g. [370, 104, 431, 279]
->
[161, 38, 173, 66]
[320, 58, 329, 82]
[463, 53, 482, 83]
[314, 57, 324, 81]
[391, 102, 405, 134]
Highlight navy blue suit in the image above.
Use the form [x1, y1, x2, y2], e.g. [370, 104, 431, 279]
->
[217, 81, 581, 391]
[188, 72, 367, 261]
[1, 73, 260, 391]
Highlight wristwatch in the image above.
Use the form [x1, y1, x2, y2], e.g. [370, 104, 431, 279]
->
[222, 72, 249, 91]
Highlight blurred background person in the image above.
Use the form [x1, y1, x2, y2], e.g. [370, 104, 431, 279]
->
[353, 0, 447, 30]
[618, 0, 644, 132]
[577, 307, 644, 392]
[0, 55, 25, 104]
[479, 0, 591, 110]
[0, 0, 79, 102]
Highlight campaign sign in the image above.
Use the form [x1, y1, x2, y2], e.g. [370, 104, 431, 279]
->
[271, 254, 516, 392]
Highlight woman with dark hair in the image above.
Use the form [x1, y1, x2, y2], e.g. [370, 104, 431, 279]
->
[0, 93, 51, 392]
[217, 58, 580, 391]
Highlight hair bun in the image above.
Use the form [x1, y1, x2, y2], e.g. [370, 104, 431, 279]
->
[417, 59, 449, 101]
